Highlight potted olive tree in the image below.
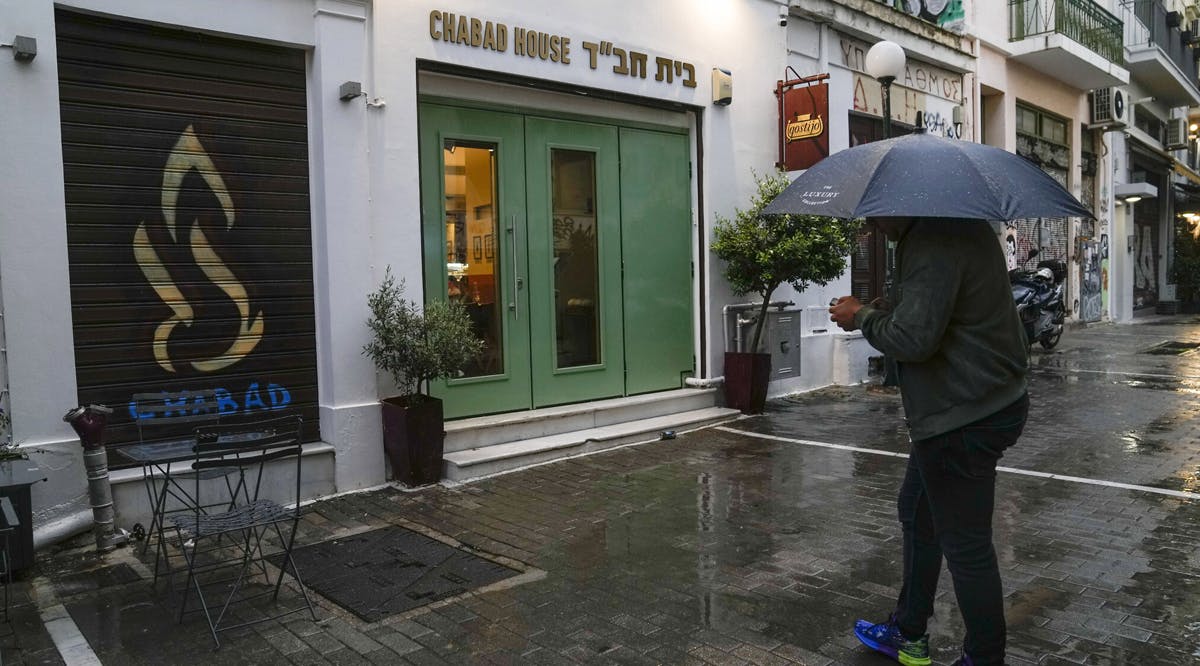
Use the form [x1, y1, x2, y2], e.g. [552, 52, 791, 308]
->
[363, 268, 483, 485]
[711, 170, 859, 413]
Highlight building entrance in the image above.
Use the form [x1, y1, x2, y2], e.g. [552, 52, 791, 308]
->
[418, 103, 694, 419]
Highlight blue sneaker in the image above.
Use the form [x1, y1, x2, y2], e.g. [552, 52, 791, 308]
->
[853, 615, 931, 666]
[949, 654, 975, 666]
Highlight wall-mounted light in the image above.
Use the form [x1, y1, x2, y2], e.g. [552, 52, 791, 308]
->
[0, 35, 36, 62]
[338, 80, 385, 108]
[712, 68, 732, 106]
[1114, 181, 1158, 204]
[339, 81, 364, 101]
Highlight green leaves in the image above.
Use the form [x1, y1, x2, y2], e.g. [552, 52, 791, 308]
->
[711, 170, 861, 349]
[712, 170, 860, 298]
[362, 268, 484, 397]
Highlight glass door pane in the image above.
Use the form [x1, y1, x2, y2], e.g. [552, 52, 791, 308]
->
[443, 140, 503, 377]
[419, 103, 530, 418]
[550, 149, 600, 368]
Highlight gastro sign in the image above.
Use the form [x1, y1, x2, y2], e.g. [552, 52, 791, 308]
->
[777, 76, 829, 171]
[786, 114, 824, 142]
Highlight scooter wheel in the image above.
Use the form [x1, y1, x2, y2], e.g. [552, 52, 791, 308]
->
[1039, 330, 1062, 350]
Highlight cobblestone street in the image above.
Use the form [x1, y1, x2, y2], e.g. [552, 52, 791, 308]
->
[6, 317, 1200, 665]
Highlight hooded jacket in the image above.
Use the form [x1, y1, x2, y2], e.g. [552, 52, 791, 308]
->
[853, 219, 1028, 441]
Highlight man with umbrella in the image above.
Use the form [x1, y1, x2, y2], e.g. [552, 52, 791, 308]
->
[830, 216, 1028, 666]
[763, 128, 1093, 666]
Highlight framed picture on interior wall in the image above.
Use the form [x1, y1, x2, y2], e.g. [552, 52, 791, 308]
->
[473, 236, 483, 262]
[484, 234, 494, 259]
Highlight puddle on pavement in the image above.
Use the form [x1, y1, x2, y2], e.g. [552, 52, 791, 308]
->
[1140, 340, 1200, 355]
[1119, 431, 1169, 454]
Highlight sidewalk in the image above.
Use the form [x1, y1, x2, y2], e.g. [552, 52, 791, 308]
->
[5, 316, 1200, 664]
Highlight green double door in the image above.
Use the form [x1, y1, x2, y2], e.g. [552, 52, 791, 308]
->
[418, 103, 692, 419]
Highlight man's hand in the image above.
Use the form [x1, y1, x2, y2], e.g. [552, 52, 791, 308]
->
[829, 296, 863, 331]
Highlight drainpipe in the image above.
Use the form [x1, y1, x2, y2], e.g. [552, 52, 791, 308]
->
[63, 404, 129, 553]
[684, 376, 724, 388]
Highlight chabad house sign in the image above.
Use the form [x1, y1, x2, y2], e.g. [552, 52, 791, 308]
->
[429, 10, 698, 89]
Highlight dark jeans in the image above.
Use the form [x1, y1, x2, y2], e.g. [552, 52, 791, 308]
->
[894, 394, 1029, 665]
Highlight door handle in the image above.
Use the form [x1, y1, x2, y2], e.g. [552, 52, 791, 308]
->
[508, 215, 520, 319]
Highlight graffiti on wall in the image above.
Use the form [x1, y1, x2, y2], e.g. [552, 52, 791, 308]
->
[1134, 224, 1158, 309]
[128, 382, 291, 421]
[1079, 238, 1102, 322]
[1100, 234, 1109, 314]
[872, 0, 966, 33]
[1003, 222, 1019, 271]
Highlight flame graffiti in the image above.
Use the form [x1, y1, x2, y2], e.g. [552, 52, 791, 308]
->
[134, 125, 264, 373]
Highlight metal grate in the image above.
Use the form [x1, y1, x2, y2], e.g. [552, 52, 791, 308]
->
[273, 526, 521, 622]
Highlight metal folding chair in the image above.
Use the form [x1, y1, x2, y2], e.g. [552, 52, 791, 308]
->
[169, 415, 316, 648]
[123, 391, 242, 586]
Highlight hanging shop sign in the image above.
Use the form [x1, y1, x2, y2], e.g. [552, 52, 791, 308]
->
[428, 10, 698, 89]
[776, 71, 829, 171]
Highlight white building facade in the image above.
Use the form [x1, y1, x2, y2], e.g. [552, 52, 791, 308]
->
[7, 0, 1178, 545]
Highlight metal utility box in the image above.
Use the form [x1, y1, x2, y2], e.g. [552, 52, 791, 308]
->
[763, 311, 801, 379]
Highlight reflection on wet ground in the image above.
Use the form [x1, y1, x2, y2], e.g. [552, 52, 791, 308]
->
[5, 318, 1200, 665]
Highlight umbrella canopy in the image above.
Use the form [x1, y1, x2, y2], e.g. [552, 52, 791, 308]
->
[762, 131, 1094, 221]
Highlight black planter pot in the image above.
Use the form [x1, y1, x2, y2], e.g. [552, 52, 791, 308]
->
[381, 395, 444, 486]
[724, 352, 771, 414]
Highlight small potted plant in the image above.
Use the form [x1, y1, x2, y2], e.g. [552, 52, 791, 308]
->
[711, 170, 859, 413]
[363, 268, 483, 486]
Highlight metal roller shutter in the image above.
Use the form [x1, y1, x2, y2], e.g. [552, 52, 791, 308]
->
[55, 10, 319, 457]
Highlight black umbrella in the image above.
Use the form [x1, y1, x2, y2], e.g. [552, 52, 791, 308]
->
[762, 130, 1094, 220]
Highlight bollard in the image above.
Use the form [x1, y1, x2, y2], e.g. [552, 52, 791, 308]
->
[63, 404, 129, 553]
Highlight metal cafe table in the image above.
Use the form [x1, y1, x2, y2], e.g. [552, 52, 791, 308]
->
[117, 433, 261, 584]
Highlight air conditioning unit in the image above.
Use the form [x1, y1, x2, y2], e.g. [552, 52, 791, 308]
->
[1167, 117, 1190, 149]
[1088, 87, 1127, 129]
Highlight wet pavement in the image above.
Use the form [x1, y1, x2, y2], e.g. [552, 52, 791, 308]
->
[5, 316, 1200, 664]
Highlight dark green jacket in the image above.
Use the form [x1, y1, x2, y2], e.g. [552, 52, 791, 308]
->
[853, 220, 1027, 441]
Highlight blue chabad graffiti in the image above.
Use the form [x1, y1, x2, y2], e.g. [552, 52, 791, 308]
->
[129, 382, 292, 420]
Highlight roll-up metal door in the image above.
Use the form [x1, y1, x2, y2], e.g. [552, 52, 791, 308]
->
[55, 10, 319, 457]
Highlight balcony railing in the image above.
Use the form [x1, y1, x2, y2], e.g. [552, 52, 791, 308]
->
[1127, 0, 1198, 84]
[1009, 0, 1125, 65]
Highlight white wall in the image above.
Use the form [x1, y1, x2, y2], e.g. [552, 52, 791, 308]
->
[0, 0, 86, 534]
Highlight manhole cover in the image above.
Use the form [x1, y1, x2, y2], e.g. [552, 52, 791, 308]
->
[272, 525, 520, 622]
[1140, 341, 1200, 355]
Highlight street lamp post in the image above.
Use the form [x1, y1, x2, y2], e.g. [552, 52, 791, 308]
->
[863, 40, 906, 387]
[865, 41, 906, 139]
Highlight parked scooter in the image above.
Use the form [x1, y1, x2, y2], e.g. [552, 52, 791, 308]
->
[1010, 249, 1065, 350]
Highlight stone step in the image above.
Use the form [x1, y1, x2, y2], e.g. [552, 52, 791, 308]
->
[442, 406, 740, 482]
[443, 388, 720, 454]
